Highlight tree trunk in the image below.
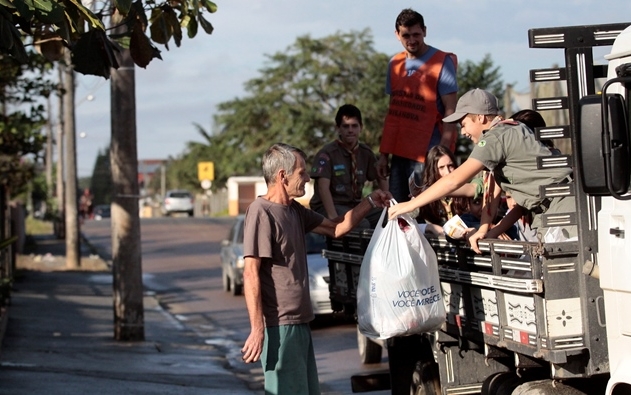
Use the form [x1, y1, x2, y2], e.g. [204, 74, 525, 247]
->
[110, 10, 144, 341]
[62, 50, 80, 269]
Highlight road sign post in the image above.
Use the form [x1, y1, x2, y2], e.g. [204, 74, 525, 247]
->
[200, 179, 212, 190]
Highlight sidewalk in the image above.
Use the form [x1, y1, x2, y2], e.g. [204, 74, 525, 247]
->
[0, 234, 262, 395]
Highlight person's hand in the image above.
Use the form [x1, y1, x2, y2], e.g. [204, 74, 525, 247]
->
[241, 328, 264, 364]
[467, 229, 487, 254]
[370, 190, 393, 208]
[377, 154, 389, 179]
[387, 200, 415, 220]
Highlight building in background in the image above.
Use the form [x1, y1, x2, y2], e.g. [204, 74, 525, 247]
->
[226, 176, 315, 216]
[138, 159, 164, 195]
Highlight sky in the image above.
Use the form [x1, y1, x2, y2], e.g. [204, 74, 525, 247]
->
[71, 0, 631, 177]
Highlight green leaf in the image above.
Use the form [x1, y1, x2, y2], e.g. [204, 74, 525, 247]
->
[198, 13, 213, 35]
[11, 0, 33, 21]
[65, 0, 105, 30]
[130, 19, 162, 68]
[24, 0, 65, 24]
[149, 11, 170, 46]
[114, 0, 132, 16]
[113, 35, 131, 50]
[72, 29, 119, 78]
[130, 0, 148, 29]
[0, 12, 28, 63]
[163, 6, 181, 47]
[0, 0, 15, 8]
[202, 0, 217, 13]
[186, 15, 198, 39]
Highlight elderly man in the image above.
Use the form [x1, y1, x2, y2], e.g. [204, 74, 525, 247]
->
[241, 143, 390, 395]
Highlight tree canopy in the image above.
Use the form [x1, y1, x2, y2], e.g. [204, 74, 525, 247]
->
[146, 37, 507, 194]
[1, 0, 218, 78]
[0, 50, 54, 196]
[455, 53, 505, 160]
[457, 54, 504, 98]
[176, 29, 390, 191]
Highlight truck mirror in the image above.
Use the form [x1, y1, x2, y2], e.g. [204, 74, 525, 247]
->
[577, 93, 630, 195]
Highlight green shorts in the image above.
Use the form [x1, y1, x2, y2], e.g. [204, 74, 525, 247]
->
[261, 323, 320, 395]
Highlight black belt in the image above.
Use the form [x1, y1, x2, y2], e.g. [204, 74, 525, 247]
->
[531, 175, 573, 214]
[531, 198, 551, 214]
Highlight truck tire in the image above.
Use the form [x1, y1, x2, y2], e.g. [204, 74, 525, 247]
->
[387, 334, 432, 395]
[511, 380, 593, 395]
[411, 361, 441, 395]
[356, 326, 382, 364]
[482, 372, 520, 395]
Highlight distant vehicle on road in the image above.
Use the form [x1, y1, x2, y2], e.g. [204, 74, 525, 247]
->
[220, 215, 245, 296]
[93, 204, 111, 220]
[220, 216, 333, 315]
[162, 190, 194, 217]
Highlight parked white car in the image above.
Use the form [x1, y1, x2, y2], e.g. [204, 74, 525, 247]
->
[220, 216, 333, 315]
[162, 190, 194, 217]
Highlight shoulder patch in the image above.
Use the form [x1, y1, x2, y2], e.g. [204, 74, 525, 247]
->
[477, 141, 487, 147]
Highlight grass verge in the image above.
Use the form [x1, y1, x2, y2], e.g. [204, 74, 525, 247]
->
[25, 217, 53, 236]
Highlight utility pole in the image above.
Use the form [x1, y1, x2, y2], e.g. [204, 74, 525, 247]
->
[61, 49, 80, 269]
[55, 66, 65, 239]
[45, 96, 54, 211]
[110, 9, 144, 341]
[160, 163, 166, 198]
[504, 84, 513, 118]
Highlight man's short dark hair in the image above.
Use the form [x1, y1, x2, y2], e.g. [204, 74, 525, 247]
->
[335, 104, 362, 127]
[395, 8, 425, 32]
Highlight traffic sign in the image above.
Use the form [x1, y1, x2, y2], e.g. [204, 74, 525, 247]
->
[198, 162, 214, 181]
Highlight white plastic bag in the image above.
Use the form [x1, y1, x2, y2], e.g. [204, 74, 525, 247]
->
[357, 203, 445, 340]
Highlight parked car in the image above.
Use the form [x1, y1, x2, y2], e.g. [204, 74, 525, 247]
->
[220, 215, 245, 296]
[305, 232, 333, 315]
[220, 216, 333, 315]
[93, 204, 111, 220]
[162, 190, 194, 217]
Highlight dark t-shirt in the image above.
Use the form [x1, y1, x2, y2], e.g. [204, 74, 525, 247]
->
[309, 141, 379, 210]
[243, 197, 324, 326]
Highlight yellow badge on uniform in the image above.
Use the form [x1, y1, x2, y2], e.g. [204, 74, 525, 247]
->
[478, 141, 487, 147]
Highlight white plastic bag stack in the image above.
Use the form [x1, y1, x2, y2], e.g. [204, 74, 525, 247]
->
[357, 202, 445, 340]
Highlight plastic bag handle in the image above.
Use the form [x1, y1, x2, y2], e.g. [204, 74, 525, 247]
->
[388, 198, 419, 230]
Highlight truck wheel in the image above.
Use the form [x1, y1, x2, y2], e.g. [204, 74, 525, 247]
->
[482, 372, 520, 395]
[512, 380, 592, 395]
[411, 361, 441, 395]
[356, 326, 382, 364]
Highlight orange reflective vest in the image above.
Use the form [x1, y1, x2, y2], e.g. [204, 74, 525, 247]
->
[380, 50, 456, 162]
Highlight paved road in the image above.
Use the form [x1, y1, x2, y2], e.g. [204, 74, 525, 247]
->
[82, 217, 390, 394]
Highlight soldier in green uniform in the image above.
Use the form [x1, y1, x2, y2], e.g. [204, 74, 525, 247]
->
[388, 88, 576, 252]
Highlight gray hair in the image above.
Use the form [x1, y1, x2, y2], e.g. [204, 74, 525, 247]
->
[262, 143, 306, 184]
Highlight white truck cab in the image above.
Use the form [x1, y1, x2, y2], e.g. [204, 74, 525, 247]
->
[598, 24, 631, 395]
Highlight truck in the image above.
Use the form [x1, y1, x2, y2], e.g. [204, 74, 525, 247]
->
[323, 22, 631, 395]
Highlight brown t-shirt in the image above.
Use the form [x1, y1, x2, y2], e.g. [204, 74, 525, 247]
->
[243, 197, 324, 326]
